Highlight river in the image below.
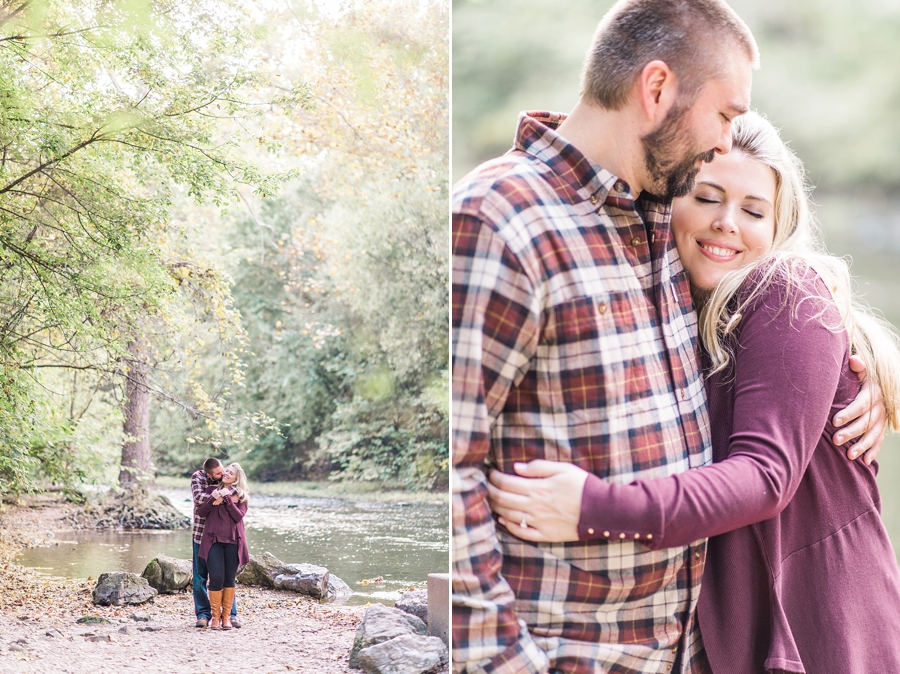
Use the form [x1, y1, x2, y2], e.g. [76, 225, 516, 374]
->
[16, 488, 449, 606]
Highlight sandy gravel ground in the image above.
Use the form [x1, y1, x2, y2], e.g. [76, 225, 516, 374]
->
[0, 498, 365, 674]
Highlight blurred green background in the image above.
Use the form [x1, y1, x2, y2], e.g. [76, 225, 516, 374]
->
[452, 0, 900, 558]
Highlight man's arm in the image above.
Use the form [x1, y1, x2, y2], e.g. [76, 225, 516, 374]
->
[452, 211, 549, 674]
[191, 472, 210, 508]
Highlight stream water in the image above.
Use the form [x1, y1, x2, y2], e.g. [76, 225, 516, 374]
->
[16, 489, 449, 606]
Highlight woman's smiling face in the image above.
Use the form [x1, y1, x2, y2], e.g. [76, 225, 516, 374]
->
[671, 149, 777, 293]
[222, 466, 236, 485]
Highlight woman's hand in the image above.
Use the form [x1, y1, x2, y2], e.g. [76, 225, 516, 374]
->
[833, 355, 887, 464]
[213, 496, 224, 506]
[486, 460, 589, 543]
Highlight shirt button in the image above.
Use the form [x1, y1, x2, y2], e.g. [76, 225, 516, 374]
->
[679, 389, 686, 400]
[619, 533, 626, 539]
[603, 531, 610, 538]
[587, 528, 595, 535]
[631, 237, 641, 247]
[597, 303, 607, 314]
[589, 195, 598, 205]
[634, 533, 640, 540]
[615, 181, 624, 191]
[695, 551, 701, 558]
[646, 534, 653, 540]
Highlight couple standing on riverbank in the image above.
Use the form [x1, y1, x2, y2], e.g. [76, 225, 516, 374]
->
[191, 457, 251, 630]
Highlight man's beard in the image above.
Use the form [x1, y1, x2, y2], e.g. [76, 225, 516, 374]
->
[641, 104, 716, 201]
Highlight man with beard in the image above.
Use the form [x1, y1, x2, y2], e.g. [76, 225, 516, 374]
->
[451, 1, 882, 672]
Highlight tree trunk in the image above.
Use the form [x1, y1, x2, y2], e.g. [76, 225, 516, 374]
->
[120, 337, 152, 489]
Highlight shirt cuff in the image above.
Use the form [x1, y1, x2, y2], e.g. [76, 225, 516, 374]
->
[577, 473, 661, 546]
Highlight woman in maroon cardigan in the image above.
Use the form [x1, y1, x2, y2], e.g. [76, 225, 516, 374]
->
[487, 112, 900, 672]
[197, 462, 250, 630]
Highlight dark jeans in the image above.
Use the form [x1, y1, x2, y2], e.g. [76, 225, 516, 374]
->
[206, 541, 239, 591]
[193, 540, 237, 619]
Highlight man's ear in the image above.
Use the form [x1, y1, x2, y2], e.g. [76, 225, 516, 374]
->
[637, 59, 678, 125]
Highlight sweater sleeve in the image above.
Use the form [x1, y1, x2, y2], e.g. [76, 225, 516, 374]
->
[195, 485, 219, 518]
[577, 276, 847, 548]
[223, 497, 247, 523]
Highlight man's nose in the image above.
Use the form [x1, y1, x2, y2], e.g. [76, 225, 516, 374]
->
[714, 122, 733, 155]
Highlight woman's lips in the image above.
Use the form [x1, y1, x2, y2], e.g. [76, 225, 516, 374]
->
[697, 240, 740, 261]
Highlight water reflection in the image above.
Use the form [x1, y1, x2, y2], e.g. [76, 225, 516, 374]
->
[16, 489, 449, 606]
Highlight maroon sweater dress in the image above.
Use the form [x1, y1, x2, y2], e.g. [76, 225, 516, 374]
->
[197, 485, 250, 567]
[577, 273, 900, 673]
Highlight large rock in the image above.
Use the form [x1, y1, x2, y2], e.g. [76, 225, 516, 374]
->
[92, 572, 157, 606]
[356, 634, 448, 674]
[394, 589, 427, 624]
[274, 563, 330, 598]
[141, 556, 192, 594]
[236, 552, 288, 588]
[350, 604, 428, 668]
[327, 574, 354, 601]
[238, 552, 346, 600]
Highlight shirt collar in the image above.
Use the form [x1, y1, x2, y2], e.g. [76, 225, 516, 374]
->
[514, 110, 669, 219]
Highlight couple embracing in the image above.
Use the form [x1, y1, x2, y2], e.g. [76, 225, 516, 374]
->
[452, 0, 900, 672]
[191, 457, 251, 630]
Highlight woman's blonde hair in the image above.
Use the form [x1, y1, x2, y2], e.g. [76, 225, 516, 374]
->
[697, 110, 900, 430]
[225, 463, 250, 503]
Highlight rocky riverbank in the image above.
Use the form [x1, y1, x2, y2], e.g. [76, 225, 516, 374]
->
[0, 495, 365, 674]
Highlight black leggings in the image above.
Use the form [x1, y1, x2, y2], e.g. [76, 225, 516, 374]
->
[206, 542, 239, 591]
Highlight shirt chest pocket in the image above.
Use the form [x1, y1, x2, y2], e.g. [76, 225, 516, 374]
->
[539, 294, 619, 412]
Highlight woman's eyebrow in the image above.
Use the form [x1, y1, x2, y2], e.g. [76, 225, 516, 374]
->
[696, 181, 725, 193]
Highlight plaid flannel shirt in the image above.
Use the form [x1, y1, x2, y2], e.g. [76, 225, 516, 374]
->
[191, 469, 211, 545]
[451, 112, 713, 674]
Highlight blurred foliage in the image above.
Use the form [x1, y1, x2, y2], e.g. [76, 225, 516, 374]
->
[153, 0, 449, 490]
[0, 0, 448, 495]
[0, 0, 299, 495]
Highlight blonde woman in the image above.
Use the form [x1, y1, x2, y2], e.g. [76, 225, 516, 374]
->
[197, 462, 250, 630]
[487, 112, 900, 672]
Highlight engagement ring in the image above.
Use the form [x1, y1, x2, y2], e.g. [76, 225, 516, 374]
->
[520, 514, 528, 529]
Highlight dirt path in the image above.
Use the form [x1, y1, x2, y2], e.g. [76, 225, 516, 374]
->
[0, 498, 364, 674]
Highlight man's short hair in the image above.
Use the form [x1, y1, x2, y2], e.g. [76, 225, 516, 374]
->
[203, 457, 223, 474]
[581, 0, 759, 109]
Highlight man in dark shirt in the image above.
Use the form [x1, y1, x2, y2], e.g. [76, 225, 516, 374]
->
[191, 457, 241, 628]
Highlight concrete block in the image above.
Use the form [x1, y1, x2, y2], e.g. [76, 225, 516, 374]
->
[427, 572, 449, 645]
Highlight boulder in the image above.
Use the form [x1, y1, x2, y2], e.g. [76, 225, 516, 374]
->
[326, 574, 353, 601]
[141, 555, 192, 594]
[274, 563, 330, 599]
[91, 572, 157, 606]
[349, 603, 428, 668]
[236, 552, 288, 588]
[356, 634, 448, 674]
[238, 552, 338, 600]
[394, 589, 428, 624]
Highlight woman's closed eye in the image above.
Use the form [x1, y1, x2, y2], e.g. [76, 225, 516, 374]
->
[694, 195, 719, 205]
[743, 208, 764, 220]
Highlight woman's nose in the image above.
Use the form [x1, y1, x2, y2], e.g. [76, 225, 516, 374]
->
[712, 208, 738, 233]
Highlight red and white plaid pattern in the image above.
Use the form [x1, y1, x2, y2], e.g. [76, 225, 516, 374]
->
[191, 469, 211, 545]
[452, 112, 713, 674]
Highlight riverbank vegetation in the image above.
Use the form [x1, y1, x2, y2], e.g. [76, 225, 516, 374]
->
[0, 0, 448, 500]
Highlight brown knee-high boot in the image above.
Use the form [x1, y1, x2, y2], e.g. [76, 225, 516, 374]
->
[208, 590, 223, 630]
[221, 587, 235, 630]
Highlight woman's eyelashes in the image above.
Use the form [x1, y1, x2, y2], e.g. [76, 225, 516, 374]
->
[694, 194, 765, 221]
